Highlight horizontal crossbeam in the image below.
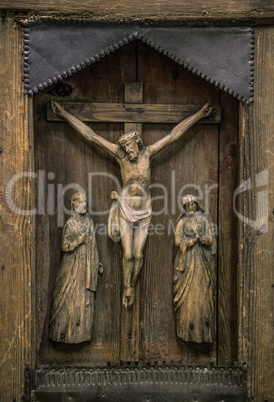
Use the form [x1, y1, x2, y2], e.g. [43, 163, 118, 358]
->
[47, 102, 221, 124]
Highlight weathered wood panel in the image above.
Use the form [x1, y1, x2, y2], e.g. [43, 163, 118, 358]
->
[217, 91, 239, 364]
[34, 39, 240, 368]
[0, 8, 272, 402]
[137, 41, 227, 364]
[124, 81, 143, 135]
[238, 26, 274, 401]
[0, 0, 273, 22]
[0, 13, 33, 402]
[35, 43, 138, 366]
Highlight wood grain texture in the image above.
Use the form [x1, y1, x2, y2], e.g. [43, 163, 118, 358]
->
[47, 102, 221, 124]
[35, 44, 138, 366]
[0, 0, 274, 22]
[124, 82, 143, 135]
[238, 27, 274, 401]
[35, 40, 238, 367]
[0, 13, 33, 402]
[0, 9, 272, 401]
[217, 91, 239, 365]
[137, 41, 220, 364]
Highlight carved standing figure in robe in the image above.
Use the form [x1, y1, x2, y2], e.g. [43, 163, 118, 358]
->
[51, 101, 213, 308]
[49, 192, 102, 344]
[173, 195, 216, 343]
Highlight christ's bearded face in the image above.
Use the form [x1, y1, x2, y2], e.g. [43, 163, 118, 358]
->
[124, 138, 139, 161]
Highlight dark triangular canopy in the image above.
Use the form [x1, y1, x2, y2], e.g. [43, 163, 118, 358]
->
[24, 20, 254, 104]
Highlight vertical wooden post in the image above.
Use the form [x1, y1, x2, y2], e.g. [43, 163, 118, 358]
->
[238, 27, 274, 401]
[124, 82, 143, 136]
[120, 82, 143, 361]
[0, 13, 34, 401]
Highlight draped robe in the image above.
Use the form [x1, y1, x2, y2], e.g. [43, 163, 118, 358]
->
[173, 212, 216, 343]
[49, 213, 99, 344]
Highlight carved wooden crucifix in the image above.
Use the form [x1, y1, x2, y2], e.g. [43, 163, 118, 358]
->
[47, 83, 221, 127]
[47, 82, 221, 361]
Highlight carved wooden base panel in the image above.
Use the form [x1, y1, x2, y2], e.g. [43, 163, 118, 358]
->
[35, 364, 247, 402]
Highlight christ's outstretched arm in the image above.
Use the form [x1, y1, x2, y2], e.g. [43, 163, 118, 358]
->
[51, 101, 119, 158]
[147, 103, 213, 158]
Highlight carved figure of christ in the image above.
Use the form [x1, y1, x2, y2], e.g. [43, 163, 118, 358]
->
[51, 100, 213, 308]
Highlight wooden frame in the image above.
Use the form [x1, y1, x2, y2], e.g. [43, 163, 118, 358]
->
[0, 5, 273, 401]
[0, 1, 274, 22]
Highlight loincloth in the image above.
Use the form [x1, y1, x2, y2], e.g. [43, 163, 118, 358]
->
[108, 192, 151, 242]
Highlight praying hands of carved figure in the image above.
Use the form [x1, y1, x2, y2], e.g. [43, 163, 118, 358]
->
[51, 100, 213, 309]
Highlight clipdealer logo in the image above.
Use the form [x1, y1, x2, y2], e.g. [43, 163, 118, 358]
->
[5, 169, 269, 233]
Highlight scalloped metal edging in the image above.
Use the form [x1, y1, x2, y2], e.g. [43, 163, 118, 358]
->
[140, 28, 254, 104]
[23, 27, 140, 96]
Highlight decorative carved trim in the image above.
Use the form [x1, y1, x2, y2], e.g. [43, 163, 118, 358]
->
[36, 363, 247, 389]
[35, 363, 247, 400]
[22, 19, 254, 104]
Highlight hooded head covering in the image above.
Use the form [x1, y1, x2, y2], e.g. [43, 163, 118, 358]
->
[176, 194, 217, 254]
[176, 194, 205, 222]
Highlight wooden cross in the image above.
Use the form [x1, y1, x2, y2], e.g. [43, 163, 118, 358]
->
[47, 82, 221, 362]
[47, 83, 221, 130]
